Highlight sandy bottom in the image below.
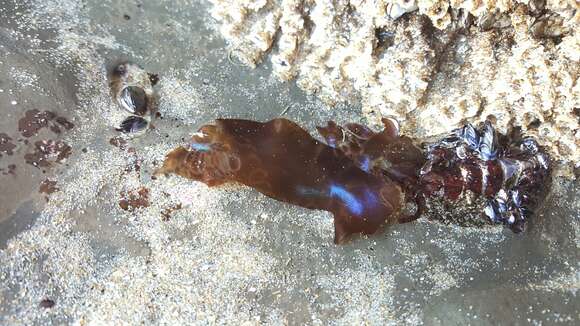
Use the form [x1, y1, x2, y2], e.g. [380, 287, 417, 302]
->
[0, 0, 578, 324]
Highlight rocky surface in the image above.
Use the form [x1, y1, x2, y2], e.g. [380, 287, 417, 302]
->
[209, 0, 579, 165]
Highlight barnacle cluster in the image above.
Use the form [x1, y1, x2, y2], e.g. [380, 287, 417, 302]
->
[208, 0, 579, 164]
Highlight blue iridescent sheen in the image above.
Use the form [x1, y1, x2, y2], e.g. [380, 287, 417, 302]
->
[360, 156, 371, 173]
[329, 184, 364, 215]
[362, 189, 380, 209]
[190, 143, 211, 152]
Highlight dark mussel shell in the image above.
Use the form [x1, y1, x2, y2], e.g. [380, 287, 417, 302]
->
[119, 86, 148, 116]
[116, 116, 148, 134]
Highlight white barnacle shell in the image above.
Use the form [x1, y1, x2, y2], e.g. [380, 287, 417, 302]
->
[386, 0, 419, 20]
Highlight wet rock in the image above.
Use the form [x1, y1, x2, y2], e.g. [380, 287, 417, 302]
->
[24, 140, 72, 168]
[39, 179, 59, 194]
[0, 133, 17, 156]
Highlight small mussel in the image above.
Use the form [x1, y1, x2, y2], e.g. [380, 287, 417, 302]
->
[116, 116, 149, 134]
[119, 86, 148, 116]
[109, 62, 159, 134]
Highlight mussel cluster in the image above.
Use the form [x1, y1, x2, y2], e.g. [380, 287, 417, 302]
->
[419, 122, 551, 232]
[109, 62, 159, 134]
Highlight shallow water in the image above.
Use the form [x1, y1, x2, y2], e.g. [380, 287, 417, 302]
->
[0, 0, 578, 325]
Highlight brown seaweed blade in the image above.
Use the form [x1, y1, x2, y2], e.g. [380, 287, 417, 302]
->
[158, 118, 411, 243]
[317, 118, 424, 184]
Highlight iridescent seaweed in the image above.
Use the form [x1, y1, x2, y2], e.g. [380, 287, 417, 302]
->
[159, 118, 551, 242]
[158, 118, 424, 243]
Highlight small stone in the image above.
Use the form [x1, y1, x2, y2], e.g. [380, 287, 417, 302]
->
[39, 299, 55, 308]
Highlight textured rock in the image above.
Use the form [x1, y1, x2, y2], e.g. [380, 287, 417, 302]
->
[208, 0, 580, 165]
